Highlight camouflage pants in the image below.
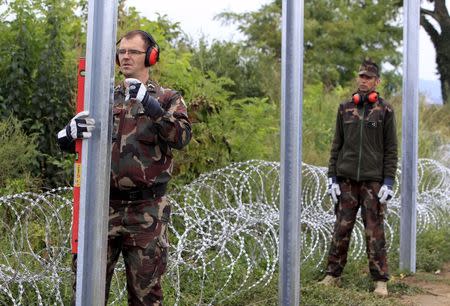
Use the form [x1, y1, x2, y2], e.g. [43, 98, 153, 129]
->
[72, 196, 170, 305]
[325, 179, 389, 281]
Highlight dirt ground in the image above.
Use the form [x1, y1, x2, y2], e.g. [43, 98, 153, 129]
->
[395, 262, 450, 306]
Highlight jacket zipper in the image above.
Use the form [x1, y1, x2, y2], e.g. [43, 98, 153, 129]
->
[356, 104, 365, 181]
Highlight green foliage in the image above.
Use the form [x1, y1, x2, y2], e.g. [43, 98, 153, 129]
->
[304, 0, 402, 88]
[217, 0, 282, 59]
[387, 94, 450, 161]
[0, 175, 41, 196]
[191, 40, 266, 99]
[207, 97, 280, 161]
[0, 116, 40, 189]
[416, 226, 450, 272]
[172, 95, 280, 186]
[217, 0, 403, 89]
[417, 102, 450, 160]
[302, 84, 343, 166]
[388, 221, 450, 276]
[1, 0, 447, 192]
[0, 0, 84, 186]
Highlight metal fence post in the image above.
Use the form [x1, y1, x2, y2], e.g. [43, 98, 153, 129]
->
[279, 0, 304, 305]
[400, 0, 420, 273]
[76, 0, 118, 304]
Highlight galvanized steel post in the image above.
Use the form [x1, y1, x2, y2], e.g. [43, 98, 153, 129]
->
[76, 0, 118, 305]
[400, 0, 420, 273]
[279, 0, 304, 305]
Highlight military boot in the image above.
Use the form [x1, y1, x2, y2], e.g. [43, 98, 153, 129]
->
[318, 275, 339, 286]
[373, 281, 388, 297]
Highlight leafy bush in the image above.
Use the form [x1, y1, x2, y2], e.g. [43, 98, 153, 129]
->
[0, 116, 40, 190]
[416, 226, 450, 272]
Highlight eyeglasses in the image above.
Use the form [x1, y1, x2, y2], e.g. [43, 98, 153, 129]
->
[117, 49, 146, 56]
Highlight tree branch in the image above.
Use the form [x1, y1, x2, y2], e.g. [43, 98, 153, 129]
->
[421, 8, 436, 19]
[431, 0, 450, 26]
[420, 13, 440, 46]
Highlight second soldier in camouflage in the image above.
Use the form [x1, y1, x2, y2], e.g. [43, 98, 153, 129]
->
[319, 59, 397, 297]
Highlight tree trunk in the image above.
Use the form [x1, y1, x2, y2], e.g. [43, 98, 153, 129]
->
[420, 0, 450, 104]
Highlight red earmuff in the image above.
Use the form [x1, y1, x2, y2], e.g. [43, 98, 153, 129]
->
[147, 46, 159, 67]
[367, 91, 378, 103]
[352, 92, 378, 105]
[116, 30, 160, 67]
[352, 93, 361, 105]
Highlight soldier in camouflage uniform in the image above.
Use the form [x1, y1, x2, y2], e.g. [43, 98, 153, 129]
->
[318, 59, 397, 297]
[58, 30, 191, 305]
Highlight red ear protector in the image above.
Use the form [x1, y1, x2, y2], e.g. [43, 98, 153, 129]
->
[352, 91, 378, 105]
[116, 30, 160, 67]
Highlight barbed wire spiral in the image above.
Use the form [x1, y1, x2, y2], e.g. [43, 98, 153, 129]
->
[0, 159, 449, 305]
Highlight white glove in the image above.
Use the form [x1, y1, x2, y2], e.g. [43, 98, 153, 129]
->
[124, 78, 144, 101]
[327, 177, 341, 204]
[378, 184, 394, 204]
[125, 78, 164, 118]
[58, 111, 95, 141]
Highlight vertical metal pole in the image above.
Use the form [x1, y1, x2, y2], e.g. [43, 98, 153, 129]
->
[76, 0, 117, 305]
[400, 0, 420, 273]
[279, 0, 304, 305]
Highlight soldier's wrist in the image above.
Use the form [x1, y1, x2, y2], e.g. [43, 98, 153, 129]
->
[383, 177, 394, 187]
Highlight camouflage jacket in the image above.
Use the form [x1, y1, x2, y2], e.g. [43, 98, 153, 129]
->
[111, 80, 191, 190]
[328, 96, 397, 182]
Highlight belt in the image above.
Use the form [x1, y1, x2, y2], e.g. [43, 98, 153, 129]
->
[110, 184, 166, 201]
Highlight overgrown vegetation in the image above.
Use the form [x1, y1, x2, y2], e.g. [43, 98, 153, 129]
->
[1, 0, 449, 188]
[0, 116, 40, 193]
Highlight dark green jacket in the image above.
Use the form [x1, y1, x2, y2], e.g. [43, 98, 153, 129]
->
[328, 97, 398, 183]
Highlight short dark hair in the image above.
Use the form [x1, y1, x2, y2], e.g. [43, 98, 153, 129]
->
[121, 30, 155, 49]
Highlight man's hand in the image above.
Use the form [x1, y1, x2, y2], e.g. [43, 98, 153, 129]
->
[327, 177, 341, 204]
[378, 185, 393, 204]
[58, 111, 95, 142]
[125, 78, 164, 118]
[378, 177, 394, 204]
[124, 78, 142, 101]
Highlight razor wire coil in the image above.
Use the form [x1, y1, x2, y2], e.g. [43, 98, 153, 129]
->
[0, 159, 448, 305]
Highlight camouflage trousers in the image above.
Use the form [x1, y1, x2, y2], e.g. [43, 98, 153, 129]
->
[325, 179, 389, 281]
[72, 196, 170, 305]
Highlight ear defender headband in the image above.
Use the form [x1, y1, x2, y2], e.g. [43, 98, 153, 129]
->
[352, 91, 378, 105]
[116, 30, 160, 67]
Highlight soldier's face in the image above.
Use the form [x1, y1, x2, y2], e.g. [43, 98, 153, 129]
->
[357, 74, 380, 93]
[118, 36, 148, 79]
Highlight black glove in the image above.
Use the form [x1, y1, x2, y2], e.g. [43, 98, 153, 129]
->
[126, 78, 164, 118]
